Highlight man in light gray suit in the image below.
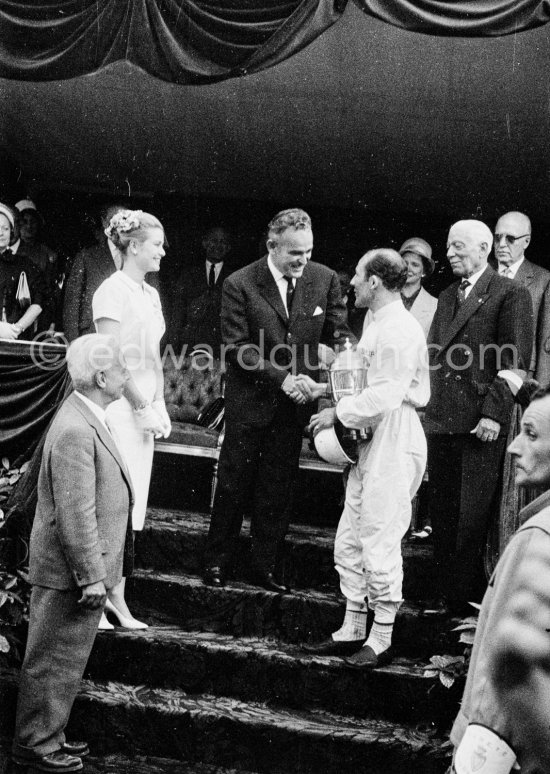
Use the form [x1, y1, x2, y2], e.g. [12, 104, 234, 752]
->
[12, 334, 133, 773]
[495, 211, 550, 386]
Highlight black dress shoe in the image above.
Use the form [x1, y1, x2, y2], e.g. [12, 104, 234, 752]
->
[344, 644, 394, 669]
[203, 566, 226, 587]
[13, 752, 83, 772]
[251, 571, 291, 594]
[60, 742, 89, 758]
[302, 637, 366, 657]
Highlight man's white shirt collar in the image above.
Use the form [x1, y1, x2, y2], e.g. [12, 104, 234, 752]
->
[206, 260, 223, 283]
[74, 391, 109, 432]
[267, 255, 295, 315]
[499, 256, 524, 279]
[463, 265, 488, 297]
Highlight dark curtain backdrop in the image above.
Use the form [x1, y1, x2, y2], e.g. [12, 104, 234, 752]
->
[0, 340, 69, 465]
[353, 0, 550, 36]
[0, 341, 69, 568]
[0, 0, 347, 84]
[1, 0, 549, 85]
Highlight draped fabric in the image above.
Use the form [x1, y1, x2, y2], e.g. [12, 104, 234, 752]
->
[0, 340, 70, 465]
[1, 1, 548, 86]
[0, 0, 346, 84]
[0, 340, 70, 569]
[353, 0, 550, 36]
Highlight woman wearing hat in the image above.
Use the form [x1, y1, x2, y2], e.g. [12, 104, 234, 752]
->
[398, 237, 438, 340]
[0, 202, 46, 340]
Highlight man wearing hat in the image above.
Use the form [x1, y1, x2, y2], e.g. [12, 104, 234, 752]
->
[0, 201, 46, 340]
[399, 237, 438, 340]
[14, 198, 59, 331]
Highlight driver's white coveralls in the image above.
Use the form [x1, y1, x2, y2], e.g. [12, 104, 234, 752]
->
[335, 298, 430, 613]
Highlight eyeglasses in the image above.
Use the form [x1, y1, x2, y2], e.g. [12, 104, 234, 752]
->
[494, 233, 530, 246]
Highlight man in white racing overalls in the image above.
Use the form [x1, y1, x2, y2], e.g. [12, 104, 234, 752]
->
[304, 247, 430, 668]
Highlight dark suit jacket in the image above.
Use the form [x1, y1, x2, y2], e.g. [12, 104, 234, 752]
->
[168, 261, 232, 355]
[514, 259, 550, 386]
[29, 392, 134, 591]
[222, 257, 351, 427]
[62, 241, 118, 342]
[425, 265, 533, 435]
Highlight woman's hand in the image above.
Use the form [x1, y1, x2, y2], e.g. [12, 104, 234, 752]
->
[152, 399, 171, 438]
[134, 404, 166, 437]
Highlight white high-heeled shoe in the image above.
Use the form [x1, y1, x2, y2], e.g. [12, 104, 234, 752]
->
[98, 612, 114, 630]
[104, 598, 148, 630]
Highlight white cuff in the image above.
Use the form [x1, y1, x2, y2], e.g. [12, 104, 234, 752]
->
[455, 725, 516, 774]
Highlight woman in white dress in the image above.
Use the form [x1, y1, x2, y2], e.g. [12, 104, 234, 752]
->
[93, 209, 171, 629]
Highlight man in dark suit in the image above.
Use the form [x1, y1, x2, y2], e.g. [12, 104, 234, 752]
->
[167, 226, 233, 357]
[12, 334, 133, 773]
[494, 211, 550, 386]
[424, 219, 533, 616]
[62, 204, 125, 341]
[203, 208, 350, 593]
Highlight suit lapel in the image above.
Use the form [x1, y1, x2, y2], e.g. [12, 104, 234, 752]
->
[514, 260, 534, 288]
[68, 393, 133, 494]
[289, 267, 312, 323]
[439, 266, 494, 351]
[257, 258, 288, 324]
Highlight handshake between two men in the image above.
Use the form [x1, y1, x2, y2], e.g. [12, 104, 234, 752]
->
[281, 373, 328, 405]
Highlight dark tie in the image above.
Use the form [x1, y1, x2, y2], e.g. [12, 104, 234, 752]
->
[208, 262, 216, 288]
[456, 279, 470, 306]
[284, 276, 295, 316]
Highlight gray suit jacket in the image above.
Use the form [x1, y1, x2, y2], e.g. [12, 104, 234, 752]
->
[29, 392, 134, 590]
[514, 259, 550, 386]
[410, 286, 438, 340]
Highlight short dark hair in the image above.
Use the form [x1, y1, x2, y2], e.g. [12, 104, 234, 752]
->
[268, 209, 311, 243]
[363, 248, 408, 292]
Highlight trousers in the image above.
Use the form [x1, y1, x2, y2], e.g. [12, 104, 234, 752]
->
[13, 585, 103, 759]
[334, 405, 426, 610]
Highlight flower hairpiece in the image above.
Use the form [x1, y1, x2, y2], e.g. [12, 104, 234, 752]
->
[104, 210, 143, 240]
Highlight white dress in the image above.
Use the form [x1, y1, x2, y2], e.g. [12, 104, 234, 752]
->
[92, 271, 165, 530]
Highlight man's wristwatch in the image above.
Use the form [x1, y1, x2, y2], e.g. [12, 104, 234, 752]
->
[133, 400, 150, 412]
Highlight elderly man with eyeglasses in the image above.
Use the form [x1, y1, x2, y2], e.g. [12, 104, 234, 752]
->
[494, 211, 550, 387]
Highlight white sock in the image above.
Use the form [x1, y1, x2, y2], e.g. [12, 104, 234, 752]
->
[365, 621, 393, 655]
[332, 601, 368, 641]
[365, 600, 400, 654]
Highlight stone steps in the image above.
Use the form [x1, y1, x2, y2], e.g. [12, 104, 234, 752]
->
[127, 569, 461, 656]
[0, 673, 449, 774]
[1, 746, 259, 774]
[137, 507, 435, 600]
[1, 499, 457, 774]
[86, 627, 460, 727]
